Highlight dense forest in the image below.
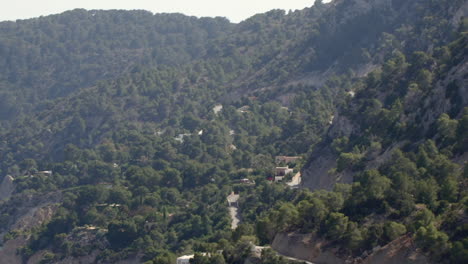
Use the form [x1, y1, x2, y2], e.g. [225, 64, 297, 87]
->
[0, 0, 466, 264]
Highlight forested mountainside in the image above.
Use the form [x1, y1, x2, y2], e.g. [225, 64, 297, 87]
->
[0, 0, 467, 264]
[0, 9, 232, 123]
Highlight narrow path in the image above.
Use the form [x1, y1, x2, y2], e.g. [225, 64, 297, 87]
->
[227, 193, 241, 229]
[228, 206, 241, 229]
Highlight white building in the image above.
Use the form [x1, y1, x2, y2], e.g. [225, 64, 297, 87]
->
[38, 170, 53, 176]
[274, 167, 294, 182]
[227, 192, 240, 207]
[176, 255, 194, 264]
[174, 133, 192, 143]
[177, 253, 209, 264]
[213, 104, 223, 115]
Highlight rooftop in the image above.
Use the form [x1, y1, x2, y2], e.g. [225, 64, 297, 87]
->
[177, 255, 194, 260]
[227, 193, 240, 203]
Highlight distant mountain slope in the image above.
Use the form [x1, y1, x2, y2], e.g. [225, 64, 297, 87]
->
[0, 9, 232, 121]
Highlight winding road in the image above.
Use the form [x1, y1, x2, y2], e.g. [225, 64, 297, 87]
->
[228, 206, 241, 229]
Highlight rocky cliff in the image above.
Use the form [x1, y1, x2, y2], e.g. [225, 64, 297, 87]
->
[362, 236, 432, 264]
[272, 232, 345, 264]
[301, 0, 468, 191]
[0, 193, 60, 264]
[271, 232, 433, 264]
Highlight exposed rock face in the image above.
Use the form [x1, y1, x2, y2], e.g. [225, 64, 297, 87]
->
[271, 232, 345, 264]
[25, 226, 142, 264]
[414, 58, 468, 134]
[0, 236, 27, 264]
[301, 145, 343, 191]
[0, 190, 142, 264]
[363, 236, 432, 264]
[272, 232, 434, 264]
[450, 0, 468, 27]
[0, 193, 62, 236]
[300, 0, 468, 192]
[301, 113, 356, 191]
[0, 175, 15, 201]
[28, 227, 110, 264]
[0, 203, 59, 264]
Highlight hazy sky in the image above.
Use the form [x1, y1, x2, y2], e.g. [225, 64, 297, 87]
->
[0, 0, 331, 23]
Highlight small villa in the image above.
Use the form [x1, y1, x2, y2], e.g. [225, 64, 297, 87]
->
[213, 104, 223, 115]
[174, 133, 192, 143]
[176, 255, 194, 264]
[276, 167, 294, 176]
[227, 192, 240, 207]
[274, 166, 294, 182]
[177, 253, 209, 264]
[275, 156, 301, 164]
[38, 170, 53, 177]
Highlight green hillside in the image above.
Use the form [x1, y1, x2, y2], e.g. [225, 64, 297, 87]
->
[0, 0, 466, 263]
